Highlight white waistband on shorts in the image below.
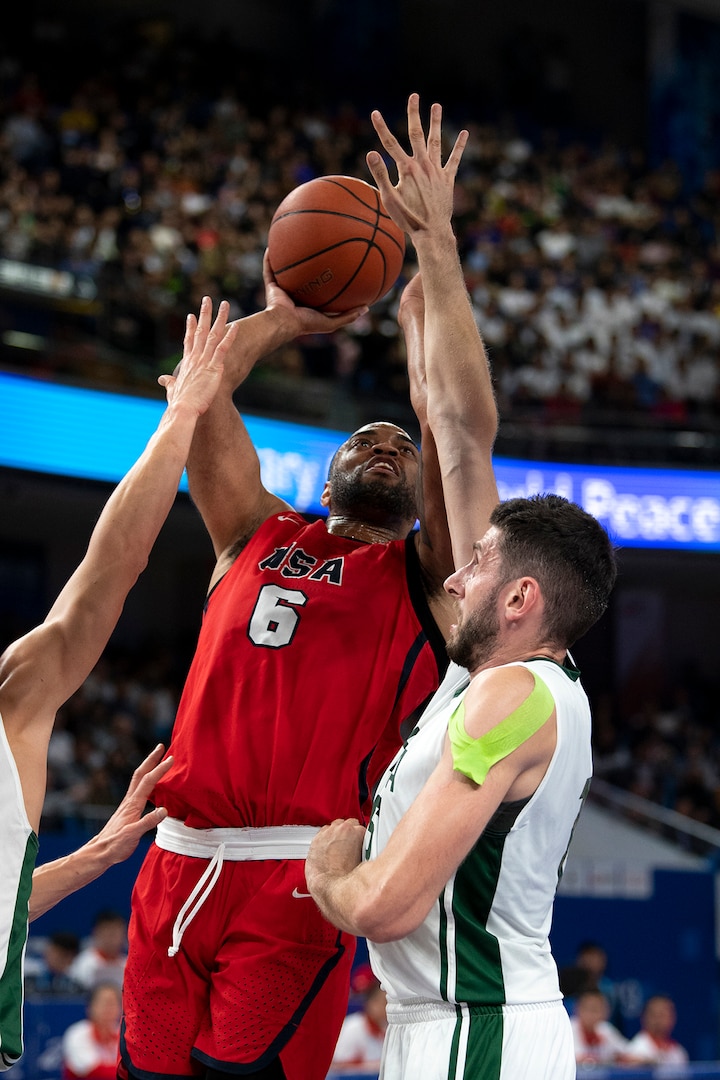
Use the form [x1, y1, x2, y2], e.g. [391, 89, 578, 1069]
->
[386, 999, 564, 1024]
[387, 1001, 459, 1024]
[155, 816, 320, 860]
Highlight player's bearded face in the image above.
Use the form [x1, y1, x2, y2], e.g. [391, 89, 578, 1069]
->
[446, 584, 502, 671]
[329, 467, 418, 522]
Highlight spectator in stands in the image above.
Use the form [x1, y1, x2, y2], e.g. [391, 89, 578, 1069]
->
[560, 939, 630, 1035]
[625, 994, 690, 1065]
[25, 931, 82, 995]
[331, 964, 388, 1074]
[570, 989, 632, 1065]
[61, 981, 122, 1080]
[67, 910, 127, 992]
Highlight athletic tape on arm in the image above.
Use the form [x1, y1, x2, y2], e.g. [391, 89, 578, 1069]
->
[449, 670, 555, 785]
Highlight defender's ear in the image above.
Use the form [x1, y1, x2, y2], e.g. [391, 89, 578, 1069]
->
[504, 577, 541, 621]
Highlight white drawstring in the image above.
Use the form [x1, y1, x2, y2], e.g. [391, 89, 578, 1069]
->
[167, 842, 225, 958]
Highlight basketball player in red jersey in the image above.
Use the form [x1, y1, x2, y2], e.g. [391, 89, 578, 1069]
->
[120, 96, 498, 1080]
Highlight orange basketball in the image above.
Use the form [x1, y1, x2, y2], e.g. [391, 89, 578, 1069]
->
[267, 175, 406, 313]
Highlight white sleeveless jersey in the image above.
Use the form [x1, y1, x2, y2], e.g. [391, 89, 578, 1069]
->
[0, 712, 38, 1069]
[365, 658, 592, 1008]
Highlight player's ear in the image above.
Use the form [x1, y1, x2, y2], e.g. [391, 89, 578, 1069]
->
[320, 481, 331, 509]
[505, 577, 540, 618]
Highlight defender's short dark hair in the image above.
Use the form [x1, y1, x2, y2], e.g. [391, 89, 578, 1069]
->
[489, 494, 617, 648]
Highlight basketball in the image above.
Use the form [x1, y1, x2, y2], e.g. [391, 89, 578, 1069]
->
[267, 175, 406, 313]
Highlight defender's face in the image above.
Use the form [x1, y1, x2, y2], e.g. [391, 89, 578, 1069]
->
[444, 529, 503, 614]
[444, 529, 506, 670]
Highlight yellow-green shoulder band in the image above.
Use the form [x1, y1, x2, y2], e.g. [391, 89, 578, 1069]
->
[449, 670, 554, 785]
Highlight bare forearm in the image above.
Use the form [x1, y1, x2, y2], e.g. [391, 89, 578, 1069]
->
[310, 870, 369, 936]
[29, 837, 113, 921]
[414, 230, 495, 430]
[415, 230, 499, 563]
[222, 307, 298, 390]
[306, 820, 423, 943]
[310, 861, 424, 944]
[78, 399, 202, 577]
[40, 400, 207, 703]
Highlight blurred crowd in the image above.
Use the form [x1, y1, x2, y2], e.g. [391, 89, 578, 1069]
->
[592, 667, 720, 849]
[1, 16, 719, 451]
[40, 647, 182, 831]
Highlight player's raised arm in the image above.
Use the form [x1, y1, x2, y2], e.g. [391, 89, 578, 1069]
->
[367, 94, 499, 570]
[184, 256, 367, 570]
[0, 298, 236, 830]
[397, 274, 456, 635]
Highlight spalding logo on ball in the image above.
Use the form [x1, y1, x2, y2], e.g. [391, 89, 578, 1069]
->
[267, 175, 406, 313]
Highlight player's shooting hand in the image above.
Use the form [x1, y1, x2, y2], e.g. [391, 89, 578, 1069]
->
[158, 296, 239, 412]
[91, 744, 173, 867]
[366, 92, 468, 239]
[305, 818, 366, 890]
[262, 251, 367, 336]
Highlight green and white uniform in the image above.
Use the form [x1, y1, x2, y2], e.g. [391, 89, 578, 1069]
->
[0, 713, 38, 1071]
[364, 658, 591, 1080]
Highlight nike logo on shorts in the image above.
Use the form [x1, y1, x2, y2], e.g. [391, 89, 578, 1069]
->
[292, 887, 312, 898]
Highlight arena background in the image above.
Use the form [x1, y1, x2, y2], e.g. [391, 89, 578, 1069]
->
[2, 0, 720, 1075]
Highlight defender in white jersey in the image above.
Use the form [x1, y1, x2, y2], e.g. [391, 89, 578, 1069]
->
[306, 494, 617, 1080]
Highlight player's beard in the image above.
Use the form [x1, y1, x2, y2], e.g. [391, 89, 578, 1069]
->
[329, 469, 418, 523]
[446, 587, 502, 672]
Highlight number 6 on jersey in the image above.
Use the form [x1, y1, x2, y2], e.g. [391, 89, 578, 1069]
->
[248, 584, 308, 647]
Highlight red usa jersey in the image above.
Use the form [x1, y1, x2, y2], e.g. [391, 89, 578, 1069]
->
[154, 513, 447, 827]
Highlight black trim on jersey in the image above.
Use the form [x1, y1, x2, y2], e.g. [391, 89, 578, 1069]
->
[525, 653, 582, 681]
[403, 534, 449, 680]
[357, 746, 373, 812]
[202, 576, 223, 615]
[484, 795, 532, 837]
[399, 689, 435, 743]
[391, 628, 430, 716]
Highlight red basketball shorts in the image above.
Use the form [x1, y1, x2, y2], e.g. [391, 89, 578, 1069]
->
[120, 844, 355, 1080]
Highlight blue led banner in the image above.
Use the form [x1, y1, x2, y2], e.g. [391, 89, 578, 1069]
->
[1, 372, 718, 551]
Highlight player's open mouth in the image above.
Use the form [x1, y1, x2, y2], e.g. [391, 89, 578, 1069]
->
[366, 461, 398, 476]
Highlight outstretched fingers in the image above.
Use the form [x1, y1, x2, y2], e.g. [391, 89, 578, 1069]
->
[184, 298, 230, 368]
[125, 744, 171, 800]
[370, 107, 409, 170]
[366, 147, 393, 203]
[406, 92, 429, 158]
[426, 101, 444, 163]
[444, 127, 470, 181]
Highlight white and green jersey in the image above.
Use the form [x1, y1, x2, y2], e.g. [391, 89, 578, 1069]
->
[0, 712, 38, 1071]
[365, 658, 592, 1008]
